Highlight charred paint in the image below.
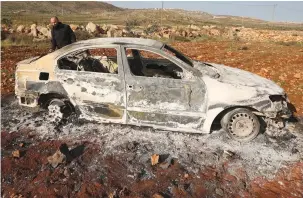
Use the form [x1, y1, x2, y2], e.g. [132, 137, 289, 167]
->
[81, 87, 87, 92]
[83, 102, 123, 119]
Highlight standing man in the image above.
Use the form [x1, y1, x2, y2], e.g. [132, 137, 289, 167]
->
[50, 16, 76, 52]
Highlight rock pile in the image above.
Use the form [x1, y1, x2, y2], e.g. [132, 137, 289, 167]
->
[2, 22, 303, 43]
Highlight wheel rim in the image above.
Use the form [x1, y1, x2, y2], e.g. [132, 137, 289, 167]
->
[48, 103, 63, 123]
[228, 112, 256, 138]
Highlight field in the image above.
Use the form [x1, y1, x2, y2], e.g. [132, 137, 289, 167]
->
[2, 40, 303, 115]
[1, 39, 303, 197]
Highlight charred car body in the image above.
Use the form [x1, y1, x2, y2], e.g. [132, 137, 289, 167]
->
[15, 38, 292, 141]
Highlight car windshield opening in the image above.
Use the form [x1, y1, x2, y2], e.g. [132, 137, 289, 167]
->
[163, 44, 193, 67]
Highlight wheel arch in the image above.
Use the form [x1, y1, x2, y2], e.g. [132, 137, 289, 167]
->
[203, 105, 261, 132]
[38, 92, 73, 109]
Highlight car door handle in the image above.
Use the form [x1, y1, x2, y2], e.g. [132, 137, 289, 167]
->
[127, 85, 142, 91]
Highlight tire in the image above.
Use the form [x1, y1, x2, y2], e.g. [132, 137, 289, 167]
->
[220, 108, 261, 142]
[47, 98, 72, 123]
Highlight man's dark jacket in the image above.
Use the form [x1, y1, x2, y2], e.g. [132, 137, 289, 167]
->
[51, 22, 76, 50]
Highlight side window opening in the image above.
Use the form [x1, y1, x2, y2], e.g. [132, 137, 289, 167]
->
[58, 48, 118, 74]
[126, 48, 183, 79]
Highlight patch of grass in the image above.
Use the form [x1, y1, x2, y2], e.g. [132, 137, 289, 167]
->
[125, 18, 142, 31]
[190, 34, 218, 42]
[2, 33, 33, 46]
[276, 41, 303, 47]
[1, 33, 50, 48]
[1, 18, 12, 27]
[173, 35, 191, 42]
[144, 24, 160, 35]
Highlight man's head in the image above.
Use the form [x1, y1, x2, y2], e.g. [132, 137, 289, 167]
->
[50, 17, 59, 27]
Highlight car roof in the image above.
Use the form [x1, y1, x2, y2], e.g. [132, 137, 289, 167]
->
[74, 37, 164, 48]
[50, 37, 165, 58]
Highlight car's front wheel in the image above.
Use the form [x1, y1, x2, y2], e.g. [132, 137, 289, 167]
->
[221, 108, 260, 142]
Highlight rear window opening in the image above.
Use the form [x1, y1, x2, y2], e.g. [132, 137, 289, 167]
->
[58, 48, 118, 74]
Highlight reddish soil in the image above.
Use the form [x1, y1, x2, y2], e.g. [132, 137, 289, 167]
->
[2, 130, 303, 198]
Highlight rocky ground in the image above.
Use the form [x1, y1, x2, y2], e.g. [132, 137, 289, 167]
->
[1, 40, 303, 197]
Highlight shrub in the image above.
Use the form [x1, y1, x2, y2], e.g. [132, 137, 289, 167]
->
[173, 35, 191, 42]
[3, 33, 34, 45]
[1, 18, 12, 27]
[125, 19, 141, 27]
[144, 24, 160, 34]
[1, 30, 8, 40]
[74, 30, 94, 41]
[125, 19, 141, 31]
[238, 46, 249, 50]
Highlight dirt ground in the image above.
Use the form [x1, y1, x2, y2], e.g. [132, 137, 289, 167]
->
[1, 40, 303, 197]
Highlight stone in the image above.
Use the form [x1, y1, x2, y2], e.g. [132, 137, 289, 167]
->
[152, 193, 164, 198]
[12, 150, 20, 158]
[8, 28, 14, 34]
[63, 168, 69, 177]
[24, 28, 30, 34]
[30, 24, 38, 37]
[107, 30, 113, 38]
[215, 188, 224, 196]
[223, 150, 235, 159]
[189, 24, 201, 31]
[70, 24, 79, 31]
[210, 29, 221, 36]
[86, 22, 97, 33]
[151, 154, 159, 166]
[162, 33, 170, 39]
[16, 25, 25, 33]
[294, 73, 301, 79]
[110, 24, 119, 30]
[159, 161, 170, 169]
[113, 29, 123, 37]
[39, 27, 51, 38]
[47, 150, 66, 168]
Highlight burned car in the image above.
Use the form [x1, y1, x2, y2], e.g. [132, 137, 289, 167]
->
[15, 38, 292, 141]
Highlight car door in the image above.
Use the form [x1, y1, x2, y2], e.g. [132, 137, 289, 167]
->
[122, 46, 207, 132]
[55, 45, 126, 123]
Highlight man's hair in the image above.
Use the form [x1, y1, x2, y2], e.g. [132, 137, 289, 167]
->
[51, 16, 59, 21]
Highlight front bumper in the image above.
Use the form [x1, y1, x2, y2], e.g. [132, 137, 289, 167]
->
[261, 94, 293, 119]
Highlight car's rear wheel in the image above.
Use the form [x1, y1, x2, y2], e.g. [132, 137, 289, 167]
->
[221, 108, 260, 142]
[47, 98, 72, 123]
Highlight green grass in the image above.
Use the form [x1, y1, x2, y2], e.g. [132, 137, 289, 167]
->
[1, 33, 50, 48]
[275, 41, 303, 47]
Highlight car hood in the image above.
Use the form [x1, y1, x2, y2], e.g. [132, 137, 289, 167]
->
[193, 61, 284, 94]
